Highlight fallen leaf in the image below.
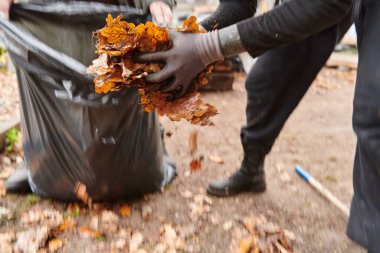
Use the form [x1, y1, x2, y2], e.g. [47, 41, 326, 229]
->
[280, 172, 291, 183]
[210, 214, 220, 225]
[21, 208, 63, 227]
[0, 166, 13, 179]
[1, 157, 11, 166]
[0, 232, 15, 253]
[141, 205, 152, 221]
[90, 216, 99, 231]
[48, 238, 63, 252]
[231, 215, 295, 253]
[190, 159, 202, 172]
[0, 181, 5, 197]
[223, 220, 233, 231]
[119, 204, 131, 217]
[153, 243, 167, 253]
[14, 226, 50, 253]
[112, 238, 127, 250]
[325, 175, 338, 183]
[79, 226, 103, 239]
[56, 217, 76, 232]
[180, 190, 193, 199]
[209, 155, 224, 164]
[239, 236, 255, 253]
[0, 206, 13, 220]
[74, 182, 92, 208]
[101, 210, 119, 232]
[129, 232, 143, 252]
[189, 130, 198, 156]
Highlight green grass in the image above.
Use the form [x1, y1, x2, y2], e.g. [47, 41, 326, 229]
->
[5, 128, 19, 152]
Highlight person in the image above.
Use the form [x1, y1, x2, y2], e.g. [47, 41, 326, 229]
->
[137, 0, 380, 251]
[2, 0, 176, 193]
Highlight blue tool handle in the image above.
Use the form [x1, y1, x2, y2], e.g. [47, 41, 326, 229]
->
[295, 165, 310, 181]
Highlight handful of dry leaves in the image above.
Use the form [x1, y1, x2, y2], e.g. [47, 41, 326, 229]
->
[87, 15, 217, 126]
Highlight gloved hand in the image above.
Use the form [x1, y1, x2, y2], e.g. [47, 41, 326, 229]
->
[137, 31, 224, 98]
[0, 0, 12, 19]
[149, 1, 173, 26]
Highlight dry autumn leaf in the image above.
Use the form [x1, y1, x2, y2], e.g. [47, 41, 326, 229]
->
[232, 216, 295, 253]
[190, 159, 202, 172]
[119, 204, 131, 217]
[0, 181, 6, 197]
[189, 130, 198, 156]
[209, 155, 224, 164]
[48, 238, 63, 252]
[56, 217, 76, 232]
[79, 226, 103, 239]
[74, 182, 93, 208]
[88, 14, 217, 126]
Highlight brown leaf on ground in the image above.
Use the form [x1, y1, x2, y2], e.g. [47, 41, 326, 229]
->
[157, 224, 186, 251]
[74, 181, 93, 209]
[209, 155, 224, 164]
[231, 216, 295, 253]
[0, 231, 15, 253]
[48, 238, 63, 252]
[0, 207, 12, 221]
[14, 226, 50, 253]
[56, 217, 76, 232]
[21, 208, 63, 227]
[189, 130, 198, 156]
[141, 205, 152, 221]
[0, 181, 6, 197]
[190, 159, 202, 172]
[88, 15, 217, 126]
[101, 210, 119, 232]
[79, 226, 104, 239]
[129, 231, 143, 252]
[0, 166, 13, 180]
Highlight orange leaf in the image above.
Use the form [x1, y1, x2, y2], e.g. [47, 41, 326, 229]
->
[87, 15, 217, 126]
[48, 238, 63, 252]
[79, 226, 103, 239]
[57, 217, 76, 232]
[119, 204, 131, 217]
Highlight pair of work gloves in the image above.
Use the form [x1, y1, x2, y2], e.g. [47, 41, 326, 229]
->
[0, 1, 173, 24]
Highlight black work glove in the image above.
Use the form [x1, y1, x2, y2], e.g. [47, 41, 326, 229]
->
[136, 31, 224, 98]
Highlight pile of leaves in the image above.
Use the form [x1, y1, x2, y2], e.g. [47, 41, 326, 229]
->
[232, 216, 295, 253]
[87, 15, 217, 126]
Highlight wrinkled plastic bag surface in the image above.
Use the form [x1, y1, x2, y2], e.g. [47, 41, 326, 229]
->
[0, 1, 175, 201]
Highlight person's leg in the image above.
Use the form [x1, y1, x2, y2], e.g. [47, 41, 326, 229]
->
[347, 1, 380, 251]
[207, 13, 352, 197]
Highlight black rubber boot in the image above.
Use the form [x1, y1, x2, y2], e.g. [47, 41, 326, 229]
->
[207, 140, 266, 197]
[5, 162, 31, 193]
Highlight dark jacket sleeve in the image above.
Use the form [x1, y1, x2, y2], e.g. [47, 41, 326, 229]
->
[200, 0, 257, 31]
[237, 0, 352, 57]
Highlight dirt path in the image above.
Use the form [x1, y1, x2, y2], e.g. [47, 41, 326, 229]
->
[159, 69, 363, 253]
[0, 68, 365, 252]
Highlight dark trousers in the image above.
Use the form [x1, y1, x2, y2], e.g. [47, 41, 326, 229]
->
[347, 0, 380, 251]
[241, 13, 352, 154]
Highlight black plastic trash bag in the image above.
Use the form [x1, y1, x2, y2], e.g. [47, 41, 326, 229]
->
[0, 1, 175, 201]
